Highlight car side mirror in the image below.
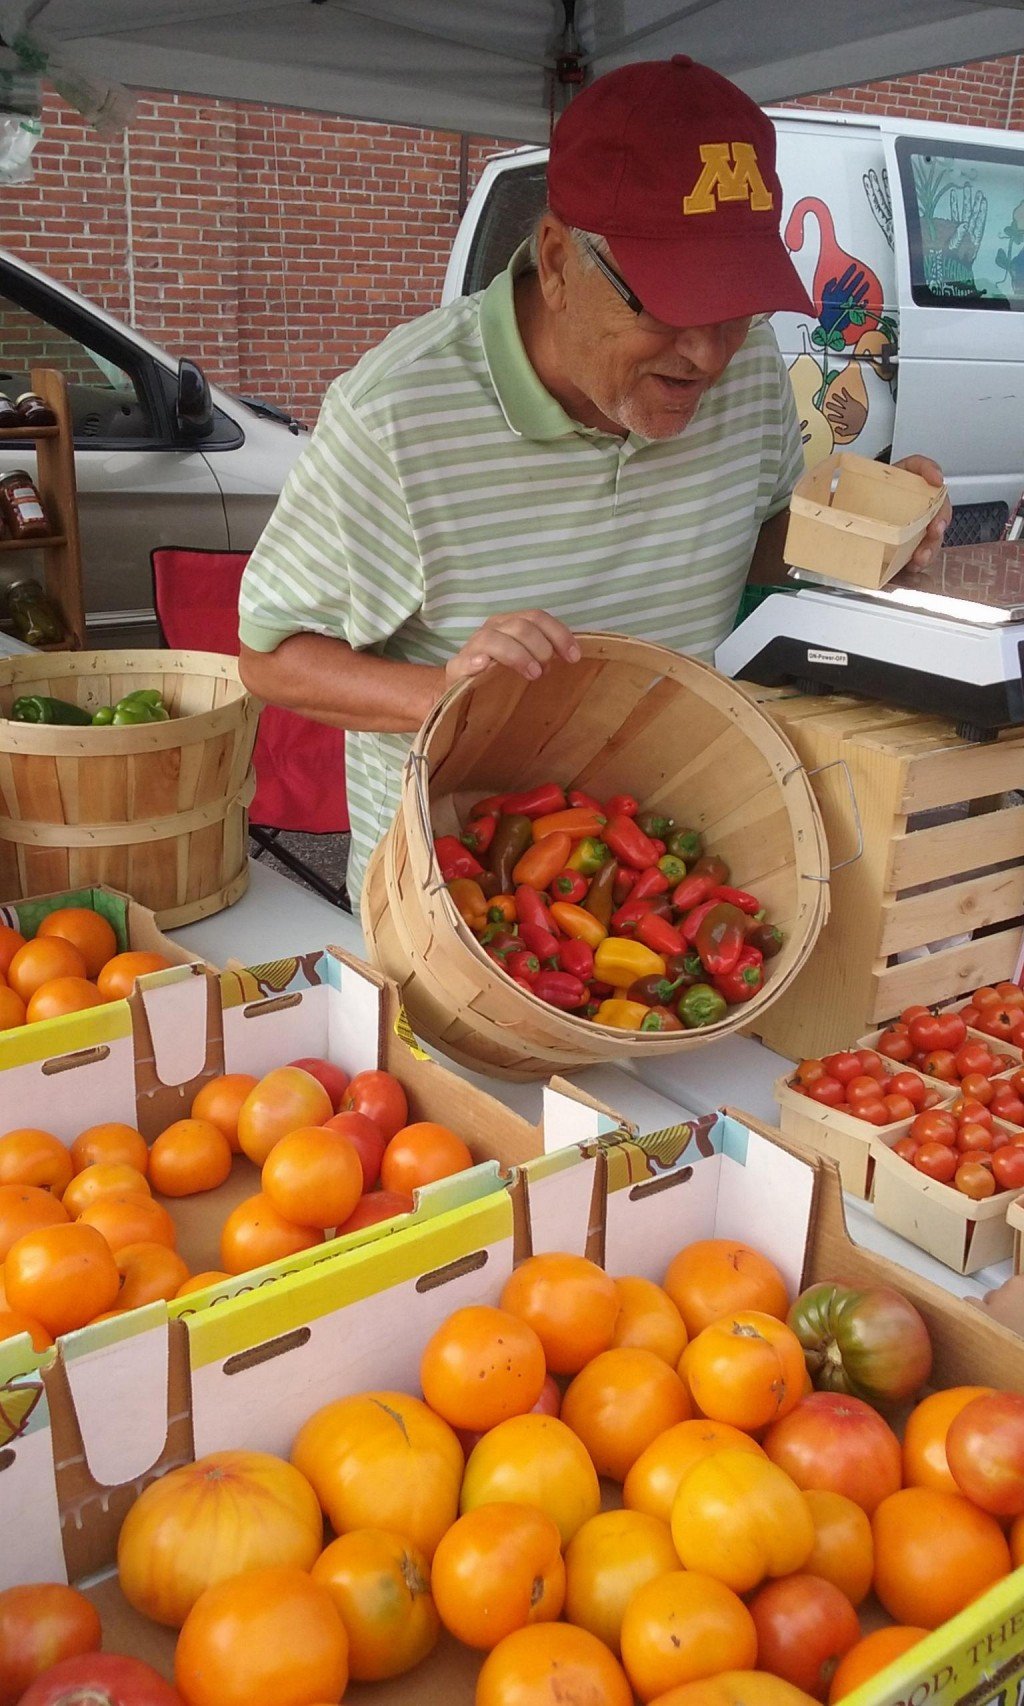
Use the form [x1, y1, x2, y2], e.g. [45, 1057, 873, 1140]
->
[175, 358, 215, 440]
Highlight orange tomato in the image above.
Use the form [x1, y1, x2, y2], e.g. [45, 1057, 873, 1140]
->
[802, 1491, 874, 1606]
[828, 1626, 930, 1702]
[379, 1121, 474, 1194]
[461, 1413, 600, 1547]
[219, 1192, 323, 1274]
[500, 1251, 620, 1375]
[37, 907, 117, 977]
[0, 1581, 102, 1706]
[671, 1448, 816, 1594]
[62, 1162, 151, 1218]
[95, 950, 172, 1000]
[118, 1448, 324, 1627]
[25, 976, 106, 1022]
[174, 1270, 231, 1298]
[623, 1418, 765, 1525]
[610, 1275, 688, 1365]
[651, 1676, 821, 1705]
[564, 1510, 679, 1655]
[0, 986, 26, 1030]
[291, 1389, 463, 1560]
[432, 1503, 565, 1650]
[7, 937, 87, 1002]
[5, 1221, 120, 1335]
[190, 1072, 258, 1153]
[0, 1183, 69, 1260]
[70, 1122, 149, 1175]
[0, 1129, 73, 1196]
[147, 1119, 232, 1197]
[310, 1529, 440, 1682]
[663, 1238, 789, 1336]
[683, 1310, 806, 1430]
[901, 1384, 997, 1494]
[261, 1125, 363, 1229]
[236, 1066, 334, 1166]
[0, 922, 26, 977]
[561, 1347, 691, 1481]
[0, 1306, 52, 1352]
[419, 1304, 547, 1432]
[620, 1569, 757, 1701]
[78, 1191, 176, 1253]
[872, 1486, 1011, 1627]
[174, 1565, 349, 1706]
[114, 1242, 190, 1311]
[476, 1623, 633, 1706]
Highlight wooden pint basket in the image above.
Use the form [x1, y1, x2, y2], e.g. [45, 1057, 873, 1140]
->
[0, 650, 258, 928]
[363, 634, 830, 1078]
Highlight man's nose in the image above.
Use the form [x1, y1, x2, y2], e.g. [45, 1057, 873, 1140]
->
[668, 321, 734, 368]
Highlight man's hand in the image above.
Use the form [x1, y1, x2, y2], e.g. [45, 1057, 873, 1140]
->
[444, 610, 581, 685]
[894, 454, 951, 569]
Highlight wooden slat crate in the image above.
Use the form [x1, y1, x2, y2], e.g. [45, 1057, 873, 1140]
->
[745, 685, 1024, 1062]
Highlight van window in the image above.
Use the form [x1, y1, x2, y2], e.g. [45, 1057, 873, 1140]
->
[462, 161, 547, 295]
[895, 135, 1024, 310]
[0, 293, 155, 440]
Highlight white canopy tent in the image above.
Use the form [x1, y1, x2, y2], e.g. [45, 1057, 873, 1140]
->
[26, 0, 1024, 141]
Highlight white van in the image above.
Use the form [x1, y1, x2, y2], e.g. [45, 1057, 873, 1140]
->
[0, 246, 306, 644]
[444, 110, 1024, 542]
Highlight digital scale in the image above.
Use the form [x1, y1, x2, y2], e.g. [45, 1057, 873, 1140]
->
[715, 542, 1024, 743]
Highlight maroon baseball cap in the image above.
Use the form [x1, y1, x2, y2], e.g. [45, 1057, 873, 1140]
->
[547, 56, 813, 327]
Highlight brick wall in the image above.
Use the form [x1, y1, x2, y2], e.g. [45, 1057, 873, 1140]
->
[4, 52, 1022, 424]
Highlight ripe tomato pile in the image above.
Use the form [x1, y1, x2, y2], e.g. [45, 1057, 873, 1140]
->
[0, 1060, 473, 1349]
[958, 981, 1024, 1048]
[0, 907, 174, 1033]
[874, 1002, 1015, 1090]
[786, 1048, 945, 1127]
[434, 782, 783, 1032]
[6, 1237, 1023, 1706]
[891, 1104, 1024, 1199]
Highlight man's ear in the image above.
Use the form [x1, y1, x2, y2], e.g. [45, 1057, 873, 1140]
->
[536, 214, 573, 311]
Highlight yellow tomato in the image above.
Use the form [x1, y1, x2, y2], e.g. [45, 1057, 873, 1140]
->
[671, 1448, 815, 1594]
[461, 1413, 600, 1546]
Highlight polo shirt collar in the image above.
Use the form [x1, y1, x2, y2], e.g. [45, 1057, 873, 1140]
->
[479, 241, 582, 442]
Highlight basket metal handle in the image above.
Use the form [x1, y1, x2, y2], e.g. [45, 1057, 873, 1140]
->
[784, 757, 863, 876]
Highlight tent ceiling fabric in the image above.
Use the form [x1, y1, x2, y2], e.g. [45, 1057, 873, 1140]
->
[32, 0, 1024, 140]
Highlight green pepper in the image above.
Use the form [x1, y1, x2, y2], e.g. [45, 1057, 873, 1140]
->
[487, 813, 534, 892]
[626, 973, 685, 1007]
[567, 836, 609, 877]
[658, 853, 687, 884]
[119, 689, 166, 708]
[112, 703, 158, 725]
[10, 695, 93, 726]
[91, 706, 115, 725]
[678, 982, 728, 1029]
[582, 857, 619, 929]
[667, 828, 704, 864]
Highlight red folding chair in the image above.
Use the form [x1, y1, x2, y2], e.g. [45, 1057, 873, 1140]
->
[150, 546, 351, 909]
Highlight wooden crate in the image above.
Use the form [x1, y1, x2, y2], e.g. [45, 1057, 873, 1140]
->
[746, 686, 1024, 1062]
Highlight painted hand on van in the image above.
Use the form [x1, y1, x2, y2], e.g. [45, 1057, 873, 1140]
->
[784, 198, 885, 349]
[995, 198, 1024, 298]
[822, 374, 868, 443]
[914, 158, 989, 295]
[863, 167, 894, 249]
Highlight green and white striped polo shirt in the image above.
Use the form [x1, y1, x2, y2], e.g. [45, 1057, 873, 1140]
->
[239, 250, 803, 905]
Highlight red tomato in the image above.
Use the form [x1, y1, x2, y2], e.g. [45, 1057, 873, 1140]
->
[875, 1028, 913, 1063]
[946, 1392, 1024, 1517]
[959, 1004, 981, 1027]
[955, 1159, 996, 1200]
[973, 986, 1002, 1009]
[992, 1146, 1024, 1191]
[907, 1013, 943, 1053]
[920, 1090, 946, 1109]
[935, 1013, 968, 1051]
[18, 1654, 184, 1705]
[806, 1076, 845, 1108]
[995, 982, 1024, 1009]
[858, 1102, 892, 1128]
[910, 1108, 957, 1145]
[336, 1189, 414, 1233]
[1008, 1067, 1024, 1098]
[914, 1142, 957, 1183]
[990, 1088, 1024, 1126]
[340, 1070, 409, 1140]
[322, 1111, 389, 1192]
[951, 1097, 994, 1127]
[921, 1050, 958, 1083]
[955, 1045, 994, 1079]
[956, 1122, 994, 1154]
[899, 1006, 930, 1026]
[794, 1059, 826, 1086]
[892, 1137, 920, 1165]
[762, 1392, 902, 1515]
[960, 1072, 996, 1103]
[0, 1586, 102, 1706]
[976, 1006, 1018, 1042]
[845, 1077, 885, 1110]
[286, 1056, 349, 1107]
[887, 1072, 926, 1109]
[882, 1094, 915, 1124]
[855, 1050, 888, 1082]
[822, 1053, 862, 1086]
[748, 1573, 861, 1699]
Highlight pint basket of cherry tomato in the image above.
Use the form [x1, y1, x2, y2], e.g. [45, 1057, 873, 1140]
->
[955, 981, 1024, 1053]
[774, 1046, 953, 1199]
[859, 1003, 1020, 1093]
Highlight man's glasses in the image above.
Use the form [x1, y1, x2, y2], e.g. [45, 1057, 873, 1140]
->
[578, 235, 770, 332]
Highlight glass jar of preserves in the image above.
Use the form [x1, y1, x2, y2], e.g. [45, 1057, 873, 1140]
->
[0, 470, 49, 538]
[15, 392, 57, 428]
[0, 395, 20, 429]
[7, 577, 64, 646]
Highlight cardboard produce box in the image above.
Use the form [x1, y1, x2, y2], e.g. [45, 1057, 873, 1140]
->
[3, 1108, 1024, 1706]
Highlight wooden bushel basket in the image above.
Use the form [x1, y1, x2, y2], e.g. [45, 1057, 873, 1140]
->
[0, 651, 258, 928]
[363, 634, 830, 1078]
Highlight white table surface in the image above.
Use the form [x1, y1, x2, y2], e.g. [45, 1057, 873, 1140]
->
[169, 859, 1011, 1304]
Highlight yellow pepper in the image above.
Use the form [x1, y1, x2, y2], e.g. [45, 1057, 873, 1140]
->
[595, 998, 650, 1031]
[548, 901, 607, 949]
[447, 877, 489, 934]
[594, 938, 666, 988]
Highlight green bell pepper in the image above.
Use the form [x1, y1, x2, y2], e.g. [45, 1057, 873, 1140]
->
[91, 706, 115, 725]
[678, 982, 728, 1029]
[11, 695, 93, 726]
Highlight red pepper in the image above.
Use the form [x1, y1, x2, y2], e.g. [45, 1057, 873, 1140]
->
[460, 815, 497, 856]
[650, 839, 667, 858]
[681, 897, 721, 945]
[636, 913, 686, 958]
[516, 885, 555, 933]
[568, 788, 604, 812]
[558, 938, 595, 982]
[714, 945, 765, 1004]
[434, 835, 484, 882]
[501, 783, 567, 819]
[605, 794, 639, 818]
[511, 976, 535, 993]
[632, 866, 670, 902]
[604, 814, 661, 870]
[480, 927, 520, 961]
[532, 970, 588, 1009]
[613, 867, 640, 907]
[672, 873, 716, 915]
[590, 980, 616, 1001]
[709, 885, 762, 916]
[695, 903, 749, 977]
[550, 868, 589, 905]
[611, 896, 656, 936]
[471, 793, 510, 817]
[506, 949, 541, 983]
[519, 921, 561, 962]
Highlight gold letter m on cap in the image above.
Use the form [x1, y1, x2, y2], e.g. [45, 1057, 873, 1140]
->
[682, 142, 774, 214]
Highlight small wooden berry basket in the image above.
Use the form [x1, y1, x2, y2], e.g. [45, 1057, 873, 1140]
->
[773, 1055, 956, 1199]
[785, 451, 948, 589]
[869, 1130, 1018, 1275]
[1008, 1193, 1024, 1275]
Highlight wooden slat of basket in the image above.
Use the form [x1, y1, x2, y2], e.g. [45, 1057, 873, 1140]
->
[888, 804, 1024, 888]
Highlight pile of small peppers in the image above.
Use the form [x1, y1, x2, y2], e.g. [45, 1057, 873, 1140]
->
[11, 688, 171, 727]
[434, 782, 783, 1032]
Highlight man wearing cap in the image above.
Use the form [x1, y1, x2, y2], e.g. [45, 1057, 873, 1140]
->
[238, 56, 948, 906]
